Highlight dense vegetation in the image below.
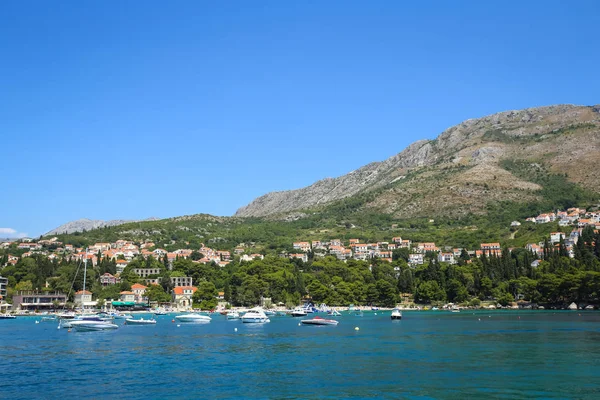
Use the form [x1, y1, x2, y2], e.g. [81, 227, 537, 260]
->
[2, 226, 599, 308]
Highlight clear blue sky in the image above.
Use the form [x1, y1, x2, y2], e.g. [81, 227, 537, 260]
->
[1, 1, 599, 238]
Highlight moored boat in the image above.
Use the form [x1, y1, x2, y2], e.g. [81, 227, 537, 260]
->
[59, 314, 114, 329]
[0, 314, 16, 319]
[70, 319, 120, 331]
[241, 307, 270, 323]
[125, 317, 156, 325]
[175, 313, 211, 323]
[227, 311, 240, 320]
[301, 316, 339, 326]
[391, 308, 402, 320]
[291, 307, 307, 317]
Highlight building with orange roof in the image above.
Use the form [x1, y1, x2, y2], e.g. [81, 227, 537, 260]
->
[74, 290, 96, 309]
[120, 291, 135, 302]
[172, 286, 197, 310]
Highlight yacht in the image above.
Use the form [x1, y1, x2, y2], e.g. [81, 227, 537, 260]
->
[301, 316, 339, 326]
[71, 320, 119, 331]
[124, 317, 157, 325]
[291, 307, 308, 317]
[226, 311, 240, 320]
[175, 313, 212, 323]
[60, 314, 114, 329]
[240, 307, 270, 323]
[391, 309, 402, 320]
[111, 312, 133, 319]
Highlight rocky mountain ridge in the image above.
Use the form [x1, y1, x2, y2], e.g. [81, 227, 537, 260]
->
[46, 217, 159, 235]
[236, 104, 600, 218]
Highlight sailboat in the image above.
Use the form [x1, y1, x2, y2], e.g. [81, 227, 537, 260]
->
[60, 252, 118, 331]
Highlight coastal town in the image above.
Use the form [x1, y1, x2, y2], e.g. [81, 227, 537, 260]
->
[1, 207, 598, 314]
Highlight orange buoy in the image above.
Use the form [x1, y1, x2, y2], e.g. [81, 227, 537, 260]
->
[172, 319, 175, 323]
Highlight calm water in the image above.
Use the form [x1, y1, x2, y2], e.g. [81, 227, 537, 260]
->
[1, 311, 600, 399]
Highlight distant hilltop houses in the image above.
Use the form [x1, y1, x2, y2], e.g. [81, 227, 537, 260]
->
[525, 207, 600, 227]
[288, 207, 599, 267]
[1, 206, 598, 275]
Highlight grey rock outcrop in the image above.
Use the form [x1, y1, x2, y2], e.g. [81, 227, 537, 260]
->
[46, 217, 159, 235]
[236, 104, 600, 217]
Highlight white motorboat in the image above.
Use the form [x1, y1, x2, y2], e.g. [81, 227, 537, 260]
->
[291, 307, 308, 317]
[70, 319, 119, 331]
[175, 313, 212, 323]
[112, 313, 133, 319]
[391, 309, 402, 320]
[329, 309, 341, 316]
[125, 317, 156, 325]
[59, 314, 114, 329]
[227, 311, 240, 320]
[0, 314, 16, 319]
[301, 316, 339, 326]
[241, 307, 270, 323]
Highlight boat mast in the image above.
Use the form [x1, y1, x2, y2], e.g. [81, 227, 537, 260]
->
[82, 248, 87, 294]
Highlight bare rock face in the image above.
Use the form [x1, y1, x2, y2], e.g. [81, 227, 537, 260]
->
[236, 104, 600, 217]
[46, 217, 158, 235]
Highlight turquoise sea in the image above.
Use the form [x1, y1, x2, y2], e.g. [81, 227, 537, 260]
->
[1, 310, 600, 399]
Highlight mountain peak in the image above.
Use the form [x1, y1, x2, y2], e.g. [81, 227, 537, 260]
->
[236, 104, 600, 218]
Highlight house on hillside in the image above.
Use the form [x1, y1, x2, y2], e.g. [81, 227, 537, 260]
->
[131, 283, 147, 303]
[172, 286, 197, 311]
[74, 290, 96, 310]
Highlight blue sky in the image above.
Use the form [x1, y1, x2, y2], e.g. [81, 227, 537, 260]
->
[1, 1, 599, 237]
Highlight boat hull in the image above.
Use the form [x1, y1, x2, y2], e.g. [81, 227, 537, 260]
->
[71, 322, 119, 331]
[241, 317, 270, 323]
[301, 319, 339, 326]
[391, 315, 402, 320]
[291, 312, 307, 317]
[125, 318, 156, 325]
[175, 315, 211, 323]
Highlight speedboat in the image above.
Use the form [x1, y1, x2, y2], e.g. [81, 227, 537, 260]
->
[71, 319, 119, 331]
[391, 309, 402, 320]
[175, 313, 212, 323]
[264, 310, 276, 316]
[67, 316, 119, 331]
[241, 307, 270, 323]
[329, 309, 341, 316]
[59, 314, 114, 329]
[40, 315, 58, 323]
[301, 316, 339, 326]
[153, 309, 168, 316]
[125, 317, 156, 325]
[112, 312, 133, 319]
[227, 311, 240, 320]
[0, 314, 16, 319]
[291, 307, 307, 317]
